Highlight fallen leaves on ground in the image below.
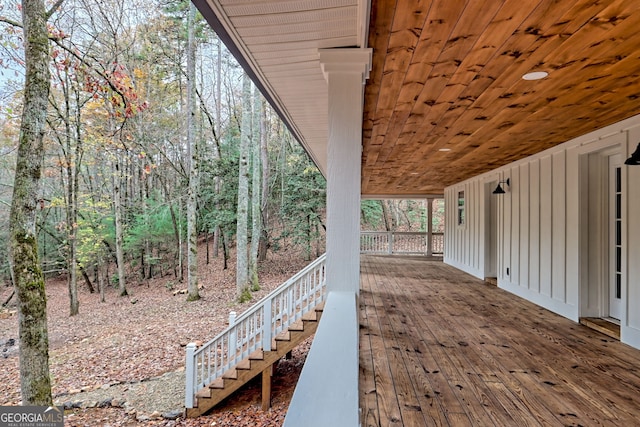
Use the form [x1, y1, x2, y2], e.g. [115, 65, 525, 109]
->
[0, 247, 314, 426]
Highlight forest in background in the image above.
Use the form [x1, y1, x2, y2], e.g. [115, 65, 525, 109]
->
[0, 0, 444, 315]
[361, 199, 445, 232]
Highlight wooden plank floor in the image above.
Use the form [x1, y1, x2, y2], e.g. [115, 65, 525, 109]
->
[359, 255, 640, 426]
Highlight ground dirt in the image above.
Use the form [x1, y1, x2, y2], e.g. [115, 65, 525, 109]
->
[0, 246, 315, 426]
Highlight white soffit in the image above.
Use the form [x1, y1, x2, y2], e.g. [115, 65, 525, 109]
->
[210, 0, 362, 174]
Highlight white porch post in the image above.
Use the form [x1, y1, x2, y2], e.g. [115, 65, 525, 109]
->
[319, 49, 372, 294]
[283, 49, 371, 427]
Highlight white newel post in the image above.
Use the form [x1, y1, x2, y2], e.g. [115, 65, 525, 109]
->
[319, 48, 372, 294]
[185, 342, 196, 408]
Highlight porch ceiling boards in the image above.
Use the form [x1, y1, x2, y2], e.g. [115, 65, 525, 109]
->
[193, 0, 640, 197]
[363, 0, 640, 196]
[360, 255, 640, 426]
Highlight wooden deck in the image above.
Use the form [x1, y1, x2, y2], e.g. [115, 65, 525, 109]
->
[359, 255, 640, 426]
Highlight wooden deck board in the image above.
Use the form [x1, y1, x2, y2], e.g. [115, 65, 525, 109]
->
[372, 281, 427, 426]
[359, 255, 640, 426]
[392, 274, 519, 427]
[360, 270, 381, 427]
[363, 275, 403, 426]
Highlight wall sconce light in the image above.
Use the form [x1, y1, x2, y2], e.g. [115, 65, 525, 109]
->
[492, 178, 510, 194]
[625, 142, 640, 165]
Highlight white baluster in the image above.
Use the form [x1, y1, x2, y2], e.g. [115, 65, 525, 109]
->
[228, 311, 237, 364]
[263, 300, 272, 351]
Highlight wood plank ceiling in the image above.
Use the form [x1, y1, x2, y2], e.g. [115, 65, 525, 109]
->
[193, 0, 640, 197]
[363, 0, 640, 196]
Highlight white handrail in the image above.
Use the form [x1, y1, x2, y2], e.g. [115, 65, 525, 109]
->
[360, 231, 444, 255]
[185, 253, 327, 409]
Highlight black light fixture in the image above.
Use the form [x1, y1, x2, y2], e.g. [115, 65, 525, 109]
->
[492, 178, 510, 194]
[625, 143, 640, 165]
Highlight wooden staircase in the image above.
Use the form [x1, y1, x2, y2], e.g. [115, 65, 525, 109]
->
[186, 302, 324, 417]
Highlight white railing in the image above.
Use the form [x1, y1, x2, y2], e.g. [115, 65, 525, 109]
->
[185, 254, 327, 409]
[360, 231, 444, 255]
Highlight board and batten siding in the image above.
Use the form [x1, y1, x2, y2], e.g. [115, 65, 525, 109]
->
[444, 113, 640, 350]
[626, 124, 640, 348]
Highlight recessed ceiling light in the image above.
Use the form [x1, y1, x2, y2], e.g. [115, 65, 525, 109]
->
[522, 71, 548, 81]
[439, 148, 451, 152]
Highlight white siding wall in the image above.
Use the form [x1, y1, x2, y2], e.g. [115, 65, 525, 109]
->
[444, 114, 640, 350]
[625, 125, 640, 348]
[445, 180, 490, 279]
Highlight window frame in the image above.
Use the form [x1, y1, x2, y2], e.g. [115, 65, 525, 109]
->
[457, 190, 465, 226]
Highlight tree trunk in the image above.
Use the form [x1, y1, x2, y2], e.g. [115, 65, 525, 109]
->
[213, 36, 222, 259]
[381, 200, 391, 231]
[2, 290, 15, 308]
[221, 228, 228, 270]
[80, 267, 94, 294]
[206, 232, 210, 264]
[162, 179, 182, 280]
[50, 64, 83, 315]
[236, 74, 251, 298]
[305, 214, 311, 261]
[98, 262, 106, 303]
[249, 87, 261, 290]
[113, 160, 127, 296]
[66, 125, 80, 315]
[390, 200, 400, 229]
[258, 97, 269, 261]
[9, 0, 53, 405]
[178, 199, 184, 282]
[186, 1, 200, 302]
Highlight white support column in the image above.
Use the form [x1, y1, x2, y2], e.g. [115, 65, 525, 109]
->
[319, 48, 372, 294]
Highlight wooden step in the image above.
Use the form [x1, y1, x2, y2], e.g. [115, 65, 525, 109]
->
[275, 331, 290, 341]
[221, 359, 252, 380]
[196, 388, 211, 399]
[249, 349, 264, 360]
[301, 310, 318, 322]
[236, 359, 251, 370]
[222, 369, 237, 380]
[209, 378, 224, 389]
[579, 317, 620, 340]
[288, 319, 305, 331]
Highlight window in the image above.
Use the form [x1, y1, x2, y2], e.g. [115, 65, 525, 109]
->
[457, 191, 465, 226]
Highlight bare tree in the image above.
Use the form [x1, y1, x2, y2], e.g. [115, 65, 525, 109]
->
[185, 1, 200, 301]
[9, 0, 63, 406]
[236, 74, 251, 298]
[249, 86, 262, 289]
[113, 157, 127, 296]
[48, 51, 93, 315]
[258, 96, 269, 261]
